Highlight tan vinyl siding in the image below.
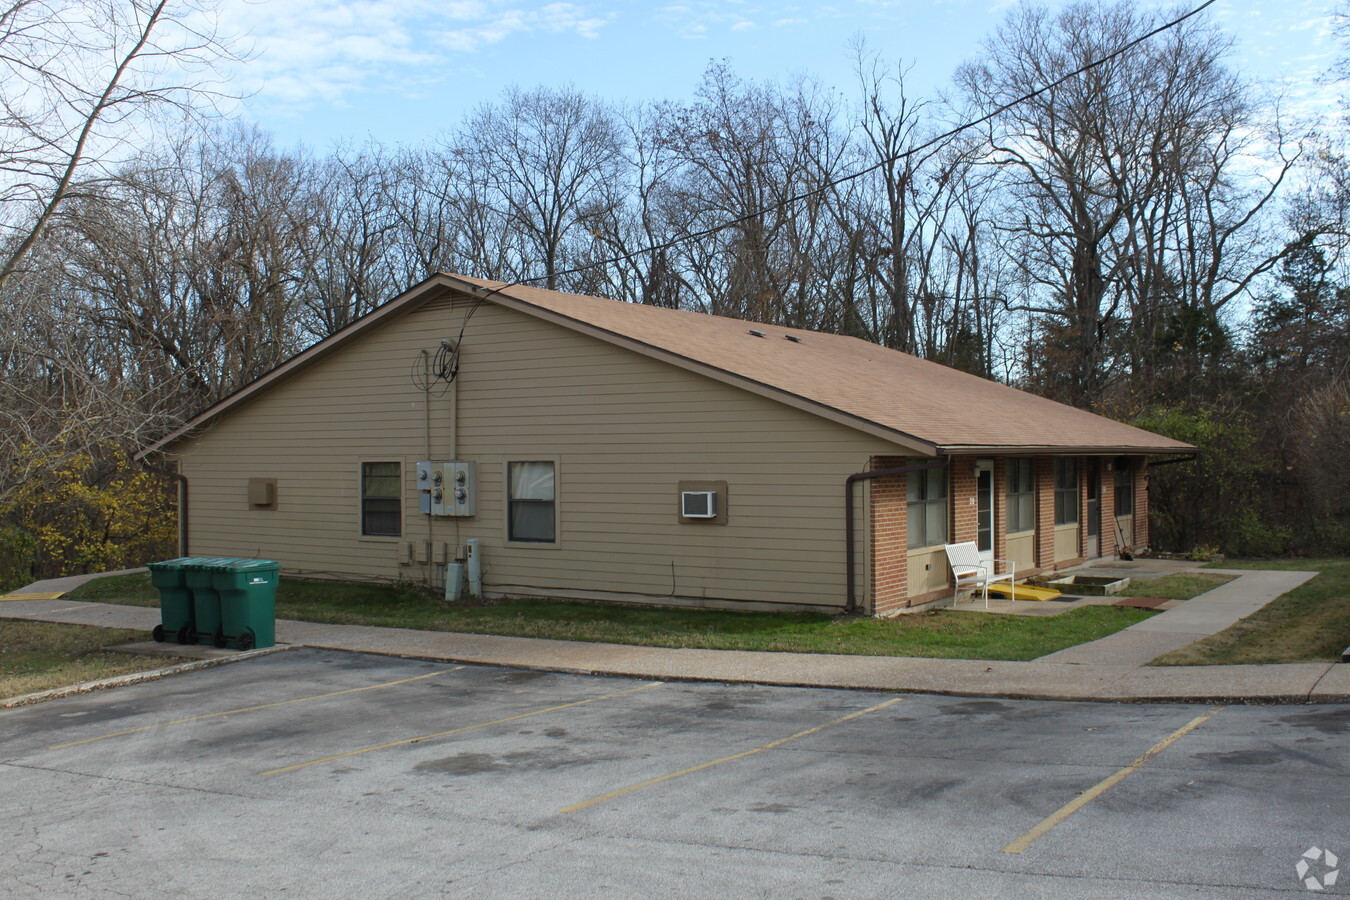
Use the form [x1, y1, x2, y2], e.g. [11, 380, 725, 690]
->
[1054, 524, 1079, 562]
[1006, 532, 1035, 571]
[175, 297, 905, 610]
[906, 547, 949, 597]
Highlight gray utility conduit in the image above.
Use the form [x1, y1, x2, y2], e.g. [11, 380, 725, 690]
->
[844, 459, 948, 614]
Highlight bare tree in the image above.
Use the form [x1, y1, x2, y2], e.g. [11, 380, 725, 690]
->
[0, 0, 235, 294]
[955, 0, 1296, 406]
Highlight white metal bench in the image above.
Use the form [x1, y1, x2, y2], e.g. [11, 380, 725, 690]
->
[944, 541, 1016, 609]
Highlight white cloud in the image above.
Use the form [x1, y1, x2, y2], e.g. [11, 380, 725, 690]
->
[219, 0, 610, 114]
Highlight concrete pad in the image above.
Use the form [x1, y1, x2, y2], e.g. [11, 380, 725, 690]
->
[9, 567, 146, 595]
[1096, 663, 1333, 702]
[108, 640, 246, 660]
[1309, 663, 1350, 702]
[1037, 630, 1209, 667]
[0, 599, 158, 630]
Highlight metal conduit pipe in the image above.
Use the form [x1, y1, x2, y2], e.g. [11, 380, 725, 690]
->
[844, 458, 948, 614]
[168, 471, 189, 556]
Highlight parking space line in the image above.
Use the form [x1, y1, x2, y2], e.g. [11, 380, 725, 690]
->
[1000, 705, 1225, 854]
[559, 696, 906, 813]
[48, 667, 464, 750]
[261, 681, 665, 776]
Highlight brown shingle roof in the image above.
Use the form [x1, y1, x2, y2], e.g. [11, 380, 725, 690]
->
[140, 273, 1194, 458]
[451, 275, 1194, 455]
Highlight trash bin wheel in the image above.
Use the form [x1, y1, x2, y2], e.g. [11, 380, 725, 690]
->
[212, 628, 226, 649]
[152, 624, 165, 643]
[179, 626, 195, 645]
[237, 631, 255, 652]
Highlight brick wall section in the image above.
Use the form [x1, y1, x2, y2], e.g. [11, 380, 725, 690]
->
[868, 455, 911, 615]
[950, 455, 978, 544]
[1078, 457, 1090, 556]
[1101, 458, 1117, 555]
[993, 457, 1007, 559]
[1035, 456, 1055, 567]
[1134, 457, 1149, 549]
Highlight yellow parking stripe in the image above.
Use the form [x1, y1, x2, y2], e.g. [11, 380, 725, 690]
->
[1, 592, 67, 601]
[49, 668, 464, 750]
[262, 681, 665, 777]
[560, 696, 906, 813]
[1000, 705, 1225, 854]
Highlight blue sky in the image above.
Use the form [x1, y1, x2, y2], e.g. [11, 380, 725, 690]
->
[216, 0, 1344, 151]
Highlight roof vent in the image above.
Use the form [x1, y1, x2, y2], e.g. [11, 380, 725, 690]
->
[784, 334, 803, 343]
[747, 329, 766, 338]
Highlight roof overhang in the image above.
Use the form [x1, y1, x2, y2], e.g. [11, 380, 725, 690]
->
[938, 445, 1198, 456]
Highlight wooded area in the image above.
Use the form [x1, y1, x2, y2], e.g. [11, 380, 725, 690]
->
[1, 0, 1347, 587]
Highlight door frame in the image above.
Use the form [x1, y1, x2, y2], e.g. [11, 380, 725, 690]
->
[974, 458, 994, 567]
[1085, 458, 1101, 558]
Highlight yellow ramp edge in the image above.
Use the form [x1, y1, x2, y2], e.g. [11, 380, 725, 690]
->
[0, 591, 68, 602]
[985, 583, 1062, 602]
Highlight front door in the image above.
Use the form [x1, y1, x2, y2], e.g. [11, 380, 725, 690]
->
[975, 459, 994, 567]
[1086, 458, 1101, 558]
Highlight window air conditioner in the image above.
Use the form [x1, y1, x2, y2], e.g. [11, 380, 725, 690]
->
[681, 490, 717, 519]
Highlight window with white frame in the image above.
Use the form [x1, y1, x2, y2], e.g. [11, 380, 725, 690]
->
[906, 467, 948, 550]
[508, 461, 556, 542]
[1054, 458, 1078, 526]
[1007, 458, 1035, 533]
[361, 462, 401, 537]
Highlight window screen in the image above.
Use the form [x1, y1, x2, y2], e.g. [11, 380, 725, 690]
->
[1054, 458, 1078, 525]
[1114, 457, 1134, 516]
[361, 462, 401, 536]
[906, 467, 948, 550]
[509, 461, 555, 542]
[1007, 458, 1035, 533]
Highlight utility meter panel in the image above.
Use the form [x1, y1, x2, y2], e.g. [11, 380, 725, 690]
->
[442, 461, 477, 516]
[418, 460, 476, 516]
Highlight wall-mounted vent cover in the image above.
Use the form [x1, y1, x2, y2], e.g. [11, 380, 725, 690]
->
[681, 490, 717, 518]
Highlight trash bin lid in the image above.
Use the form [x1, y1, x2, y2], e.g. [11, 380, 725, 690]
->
[147, 556, 212, 571]
[205, 557, 280, 573]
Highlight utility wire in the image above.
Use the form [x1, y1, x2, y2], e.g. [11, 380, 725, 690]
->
[446, 0, 1218, 351]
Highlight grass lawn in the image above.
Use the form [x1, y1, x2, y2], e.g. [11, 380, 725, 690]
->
[1126, 571, 1234, 600]
[1152, 559, 1349, 666]
[1, 620, 189, 700]
[72, 572, 1156, 662]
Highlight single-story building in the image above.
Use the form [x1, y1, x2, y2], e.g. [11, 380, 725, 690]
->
[140, 273, 1195, 615]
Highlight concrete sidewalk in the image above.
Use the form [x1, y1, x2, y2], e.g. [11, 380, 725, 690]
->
[2, 566, 1345, 704]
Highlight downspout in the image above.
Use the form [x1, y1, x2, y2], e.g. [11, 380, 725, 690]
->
[168, 471, 189, 556]
[845, 458, 947, 614]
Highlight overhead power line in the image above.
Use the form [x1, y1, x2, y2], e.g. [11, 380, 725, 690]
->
[465, 0, 1219, 301]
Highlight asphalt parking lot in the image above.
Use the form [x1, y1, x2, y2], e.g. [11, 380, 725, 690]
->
[1, 648, 1347, 898]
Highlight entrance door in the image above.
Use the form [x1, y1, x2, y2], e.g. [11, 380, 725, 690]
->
[1086, 458, 1101, 558]
[975, 460, 994, 567]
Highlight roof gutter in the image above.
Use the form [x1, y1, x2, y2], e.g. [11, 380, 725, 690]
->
[1145, 455, 1198, 468]
[845, 458, 947, 615]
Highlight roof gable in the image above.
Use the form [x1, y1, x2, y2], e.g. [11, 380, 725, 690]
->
[140, 273, 1194, 458]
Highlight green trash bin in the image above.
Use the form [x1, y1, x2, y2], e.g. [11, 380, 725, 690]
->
[183, 557, 231, 647]
[147, 557, 200, 645]
[211, 558, 279, 651]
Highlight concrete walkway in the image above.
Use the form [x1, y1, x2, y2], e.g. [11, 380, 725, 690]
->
[2, 565, 1345, 704]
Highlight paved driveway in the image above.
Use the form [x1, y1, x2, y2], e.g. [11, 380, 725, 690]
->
[2, 649, 1347, 898]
